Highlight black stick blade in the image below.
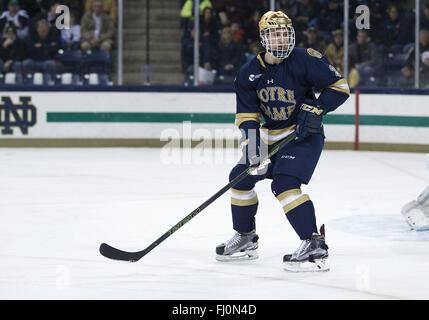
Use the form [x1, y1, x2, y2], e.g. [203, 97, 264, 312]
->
[99, 243, 144, 262]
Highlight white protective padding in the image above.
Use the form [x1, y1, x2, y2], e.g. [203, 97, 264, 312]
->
[417, 186, 429, 205]
[401, 186, 429, 231]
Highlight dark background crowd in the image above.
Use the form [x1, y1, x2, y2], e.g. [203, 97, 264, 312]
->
[180, 0, 429, 88]
[0, 0, 116, 85]
[1, 0, 429, 88]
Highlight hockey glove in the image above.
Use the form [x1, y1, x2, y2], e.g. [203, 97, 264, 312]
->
[239, 128, 260, 167]
[295, 102, 324, 143]
[239, 128, 269, 175]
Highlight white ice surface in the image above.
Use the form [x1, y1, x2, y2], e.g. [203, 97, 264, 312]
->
[0, 148, 429, 300]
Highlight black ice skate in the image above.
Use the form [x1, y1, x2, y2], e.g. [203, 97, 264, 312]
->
[216, 230, 259, 261]
[283, 225, 329, 272]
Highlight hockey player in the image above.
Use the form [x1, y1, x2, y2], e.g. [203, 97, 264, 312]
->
[215, 11, 350, 272]
[401, 154, 429, 231]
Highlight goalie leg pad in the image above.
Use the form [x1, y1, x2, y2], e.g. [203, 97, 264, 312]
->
[401, 200, 429, 231]
[417, 186, 429, 206]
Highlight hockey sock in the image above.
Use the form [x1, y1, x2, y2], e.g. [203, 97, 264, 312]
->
[230, 188, 258, 233]
[272, 175, 317, 240]
[229, 164, 262, 233]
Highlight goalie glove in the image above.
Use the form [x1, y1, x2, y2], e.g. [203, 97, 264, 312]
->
[295, 100, 325, 143]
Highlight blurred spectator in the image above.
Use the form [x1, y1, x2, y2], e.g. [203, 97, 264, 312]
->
[380, 4, 411, 53]
[347, 7, 361, 43]
[230, 22, 244, 44]
[216, 26, 243, 84]
[388, 0, 411, 11]
[348, 29, 383, 87]
[200, 7, 219, 67]
[0, 24, 25, 83]
[296, 0, 317, 24]
[0, 0, 29, 40]
[245, 0, 269, 16]
[80, 0, 114, 51]
[60, 10, 80, 50]
[299, 26, 326, 53]
[181, 20, 214, 74]
[324, 29, 344, 74]
[404, 29, 429, 67]
[180, 0, 193, 29]
[180, 0, 213, 30]
[19, 0, 51, 18]
[85, 0, 116, 22]
[398, 62, 414, 87]
[276, 0, 298, 19]
[294, 0, 318, 44]
[200, 6, 219, 45]
[61, 0, 85, 21]
[245, 41, 262, 63]
[421, 2, 429, 31]
[216, 0, 246, 26]
[243, 9, 260, 45]
[30, 2, 62, 39]
[401, 29, 429, 85]
[23, 19, 59, 85]
[368, 0, 387, 38]
[199, 0, 213, 15]
[181, 21, 194, 73]
[420, 51, 429, 88]
[318, 1, 342, 34]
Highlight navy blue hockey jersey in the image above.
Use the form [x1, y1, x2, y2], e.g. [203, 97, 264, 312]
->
[234, 47, 350, 144]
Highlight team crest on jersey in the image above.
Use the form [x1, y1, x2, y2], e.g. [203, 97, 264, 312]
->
[0, 96, 37, 135]
[307, 48, 322, 59]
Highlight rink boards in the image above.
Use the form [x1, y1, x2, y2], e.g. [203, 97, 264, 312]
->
[0, 91, 428, 152]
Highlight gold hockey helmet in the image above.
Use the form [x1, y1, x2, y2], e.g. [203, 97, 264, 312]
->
[259, 11, 295, 59]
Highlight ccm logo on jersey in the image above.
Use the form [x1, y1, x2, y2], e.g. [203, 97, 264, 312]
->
[301, 104, 324, 115]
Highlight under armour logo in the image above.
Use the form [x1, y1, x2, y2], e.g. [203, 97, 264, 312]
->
[267, 79, 274, 84]
[0, 96, 37, 135]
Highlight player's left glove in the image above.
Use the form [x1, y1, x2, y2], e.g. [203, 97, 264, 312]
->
[295, 101, 325, 143]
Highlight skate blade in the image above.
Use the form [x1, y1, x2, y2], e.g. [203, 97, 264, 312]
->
[216, 250, 258, 262]
[283, 258, 329, 272]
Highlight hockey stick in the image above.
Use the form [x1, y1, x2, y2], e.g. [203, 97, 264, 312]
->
[99, 131, 297, 262]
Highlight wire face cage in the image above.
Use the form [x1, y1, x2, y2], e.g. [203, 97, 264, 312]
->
[260, 25, 296, 59]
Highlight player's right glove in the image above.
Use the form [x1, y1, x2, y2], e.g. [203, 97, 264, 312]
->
[239, 128, 260, 167]
[239, 128, 269, 175]
[295, 101, 325, 143]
